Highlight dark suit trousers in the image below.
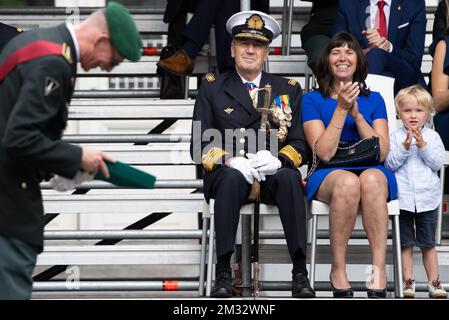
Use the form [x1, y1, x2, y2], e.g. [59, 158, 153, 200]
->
[366, 48, 425, 94]
[182, 0, 239, 73]
[0, 235, 37, 300]
[206, 166, 308, 260]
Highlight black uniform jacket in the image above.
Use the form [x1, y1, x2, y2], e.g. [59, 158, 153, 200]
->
[0, 22, 23, 53]
[190, 70, 309, 200]
[0, 24, 82, 252]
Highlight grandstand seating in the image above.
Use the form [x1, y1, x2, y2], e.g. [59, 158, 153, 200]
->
[0, 3, 447, 298]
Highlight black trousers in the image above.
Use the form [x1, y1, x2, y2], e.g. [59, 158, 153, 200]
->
[182, 0, 239, 73]
[205, 166, 308, 260]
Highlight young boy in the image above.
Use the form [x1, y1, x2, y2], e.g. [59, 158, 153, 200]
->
[385, 85, 448, 298]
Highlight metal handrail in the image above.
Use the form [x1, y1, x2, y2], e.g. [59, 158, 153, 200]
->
[62, 134, 191, 143]
[32, 280, 447, 292]
[40, 179, 202, 189]
[44, 230, 204, 240]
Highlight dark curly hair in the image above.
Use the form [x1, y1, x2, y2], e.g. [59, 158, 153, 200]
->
[315, 31, 370, 98]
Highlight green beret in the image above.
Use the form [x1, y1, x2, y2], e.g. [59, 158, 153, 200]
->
[105, 1, 142, 61]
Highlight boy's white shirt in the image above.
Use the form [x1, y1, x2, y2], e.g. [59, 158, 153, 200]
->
[384, 126, 445, 212]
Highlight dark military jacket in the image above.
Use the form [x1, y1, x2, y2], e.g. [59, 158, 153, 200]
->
[0, 22, 23, 53]
[190, 70, 309, 199]
[0, 24, 82, 252]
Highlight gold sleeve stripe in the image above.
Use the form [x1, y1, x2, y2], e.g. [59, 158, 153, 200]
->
[201, 147, 228, 171]
[279, 145, 302, 168]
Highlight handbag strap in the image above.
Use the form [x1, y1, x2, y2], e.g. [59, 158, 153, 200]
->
[305, 140, 320, 181]
[337, 137, 371, 150]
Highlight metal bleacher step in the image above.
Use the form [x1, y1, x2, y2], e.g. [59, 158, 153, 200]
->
[254, 243, 449, 267]
[43, 193, 205, 214]
[37, 244, 202, 266]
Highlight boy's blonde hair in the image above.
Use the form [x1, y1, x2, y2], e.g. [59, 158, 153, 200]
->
[394, 84, 434, 114]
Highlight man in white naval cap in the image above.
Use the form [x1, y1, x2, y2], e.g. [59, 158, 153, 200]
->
[190, 11, 314, 298]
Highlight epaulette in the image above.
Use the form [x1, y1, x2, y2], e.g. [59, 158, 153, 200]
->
[203, 73, 216, 83]
[288, 79, 297, 86]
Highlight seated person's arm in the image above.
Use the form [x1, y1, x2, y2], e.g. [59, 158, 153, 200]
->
[432, 0, 448, 40]
[371, 118, 389, 162]
[278, 85, 309, 168]
[303, 118, 341, 162]
[362, 29, 392, 52]
[431, 40, 449, 113]
[302, 82, 357, 162]
[389, 2, 426, 70]
[190, 78, 227, 172]
[349, 94, 389, 162]
[332, 0, 349, 35]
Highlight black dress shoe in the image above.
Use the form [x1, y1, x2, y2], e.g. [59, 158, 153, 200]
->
[211, 270, 232, 298]
[292, 273, 316, 298]
[330, 273, 354, 298]
[367, 287, 387, 298]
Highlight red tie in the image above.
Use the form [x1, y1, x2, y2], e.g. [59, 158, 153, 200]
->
[377, 0, 387, 39]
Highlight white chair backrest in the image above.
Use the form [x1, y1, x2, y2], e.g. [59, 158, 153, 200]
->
[365, 74, 399, 134]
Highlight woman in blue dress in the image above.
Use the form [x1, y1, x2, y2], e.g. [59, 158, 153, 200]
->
[301, 32, 397, 298]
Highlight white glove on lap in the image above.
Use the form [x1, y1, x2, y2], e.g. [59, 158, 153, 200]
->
[228, 157, 264, 184]
[49, 171, 94, 192]
[247, 150, 281, 176]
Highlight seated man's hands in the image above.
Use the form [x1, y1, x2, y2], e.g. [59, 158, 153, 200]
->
[227, 157, 264, 184]
[362, 29, 391, 52]
[247, 150, 281, 176]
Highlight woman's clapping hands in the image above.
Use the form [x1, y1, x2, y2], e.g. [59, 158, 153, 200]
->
[337, 81, 360, 111]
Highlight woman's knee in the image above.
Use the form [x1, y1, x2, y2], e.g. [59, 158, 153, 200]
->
[332, 173, 361, 200]
[360, 170, 388, 196]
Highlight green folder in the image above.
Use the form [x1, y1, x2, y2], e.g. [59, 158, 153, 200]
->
[95, 161, 156, 189]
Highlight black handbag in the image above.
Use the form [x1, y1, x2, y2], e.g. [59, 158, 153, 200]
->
[305, 136, 381, 180]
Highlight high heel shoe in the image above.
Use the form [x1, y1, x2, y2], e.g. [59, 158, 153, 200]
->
[367, 275, 387, 298]
[367, 287, 387, 298]
[329, 273, 354, 298]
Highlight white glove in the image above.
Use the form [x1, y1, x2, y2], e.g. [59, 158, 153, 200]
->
[247, 150, 281, 176]
[228, 157, 264, 184]
[49, 171, 94, 192]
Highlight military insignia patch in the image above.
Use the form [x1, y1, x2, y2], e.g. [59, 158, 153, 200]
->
[204, 73, 215, 83]
[246, 14, 264, 30]
[61, 42, 73, 64]
[288, 79, 297, 86]
[224, 107, 234, 114]
[44, 77, 60, 96]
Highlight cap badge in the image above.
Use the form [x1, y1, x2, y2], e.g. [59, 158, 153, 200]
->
[246, 14, 264, 30]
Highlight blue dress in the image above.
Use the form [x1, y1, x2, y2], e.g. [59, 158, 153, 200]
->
[301, 90, 398, 201]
